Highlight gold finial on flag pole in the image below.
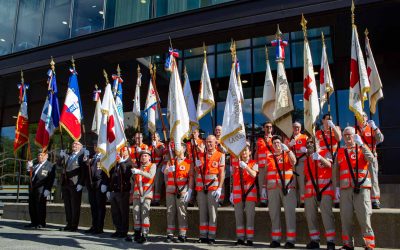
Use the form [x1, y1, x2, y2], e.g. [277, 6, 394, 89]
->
[300, 14, 308, 40]
[184, 65, 187, 75]
[351, 0, 355, 26]
[230, 39, 236, 62]
[275, 24, 282, 40]
[50, 56, 55, 72]
[117, 64, 121, 77]
[365, 28, 369, 37]
[265, 45, 269, 64]
[20, 70, 24, 84]
[103, 69, 109, 85]
[321, 32, 325, 47]
[71, 56, 76, 70]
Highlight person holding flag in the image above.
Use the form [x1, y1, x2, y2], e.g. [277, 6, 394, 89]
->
[150, 132, 166, 206]
[35, 58, 61, 150]
[129, 132, 149, 168]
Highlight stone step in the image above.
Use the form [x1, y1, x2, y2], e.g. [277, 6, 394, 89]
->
[3, 203, 399, 248]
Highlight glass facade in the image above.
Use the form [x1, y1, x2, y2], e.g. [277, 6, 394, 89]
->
[0, 0, 235, 55]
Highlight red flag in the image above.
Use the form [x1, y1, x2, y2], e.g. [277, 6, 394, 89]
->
[14, 84, 29, 154]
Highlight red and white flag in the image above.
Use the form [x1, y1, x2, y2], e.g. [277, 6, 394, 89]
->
[349, 25, 370, 124]
[365, 32, 383, 114]
[97, 83, 127, 175]
[303, 38, 320, 136]
[60, 69, 82, 140]
[14, 83, 29, 154]
[320, 35, 334, 109]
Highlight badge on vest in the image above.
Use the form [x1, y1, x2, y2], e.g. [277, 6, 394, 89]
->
[278, 158, 284, 163]
[351, 154, 356, 160]
[297, 140, 302, 145]
[212, 161, 218, 168]
[179, 165, 185, 171]
[41, 169, 48, 176]
[365, 132, 371, 136]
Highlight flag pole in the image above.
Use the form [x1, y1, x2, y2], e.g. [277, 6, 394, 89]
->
[150, 63, 167, 142]
[365, 28, 375, 154]
[137, 65, 141, 133]
[51, 57, 64, 150]
[71, 56, 87, 147]
[203, 42, 215, 132]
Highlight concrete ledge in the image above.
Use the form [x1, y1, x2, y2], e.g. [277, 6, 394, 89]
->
[3, 203, 400, 248]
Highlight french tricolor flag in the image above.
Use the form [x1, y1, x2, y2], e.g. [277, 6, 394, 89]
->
[35, 70, 60, 149]
[60, 68, 83, 140]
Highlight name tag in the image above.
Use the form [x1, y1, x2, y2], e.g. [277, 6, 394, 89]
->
[41, 170, 48, 176]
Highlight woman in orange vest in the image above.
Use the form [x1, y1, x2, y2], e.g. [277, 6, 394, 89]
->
[336, 127, 375, 250]
[229, 142, 258, 246]
[263, 135, 297, 248]
[163, 143, 194, 243]
[126, 149, 156, 244]
[303, 138, 336, 250]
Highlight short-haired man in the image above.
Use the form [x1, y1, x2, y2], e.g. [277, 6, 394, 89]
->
[336, 127, 376, 250]
[264, 135, 297, 248]
[59, 141, 89, 232]
[195, 135, 225, 245]
[25, 151, 55, 229]
[129, 132, 149, 168]
[355, 113, 384, 209]
[255, 121, 274, 206]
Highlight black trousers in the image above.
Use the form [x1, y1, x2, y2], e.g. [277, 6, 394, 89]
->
[62, 185, 82, 229]
[88, 187, 107, 231]
[28, 187, 47, 227]
[110, 191, 130, 234]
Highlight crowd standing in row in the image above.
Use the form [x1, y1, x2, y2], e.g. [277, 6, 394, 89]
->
[25, 112, 383, 250]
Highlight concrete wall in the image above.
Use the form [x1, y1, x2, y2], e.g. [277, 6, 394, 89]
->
[3, 203, 400, 248]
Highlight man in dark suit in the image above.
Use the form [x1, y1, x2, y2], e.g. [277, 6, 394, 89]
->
[59, 140, 89, 232]
[25, 151, 55, 229]
[108, 146, 133, 238]
[84, 142, 108, 234]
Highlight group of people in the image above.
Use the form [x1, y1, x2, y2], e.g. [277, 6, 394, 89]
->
[25, 112, 383, 250]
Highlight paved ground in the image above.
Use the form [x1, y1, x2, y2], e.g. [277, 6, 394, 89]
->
[0, 219, 387, 249]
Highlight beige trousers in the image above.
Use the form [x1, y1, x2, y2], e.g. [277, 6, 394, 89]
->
[258, 167, 267, 203]
[132, 198, 151, 234]
[166, 193, 188, 236]
[268, 188, 297, 243]
[234, 201, 256, 240]
[296, 159, 305, 204]
[197, 190, 218, 239]
[304, 195, 335, 243]
[369, 157, 380, 203]
[340, 188, 375, 248]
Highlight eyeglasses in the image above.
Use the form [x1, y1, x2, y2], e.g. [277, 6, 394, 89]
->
[264, 126, 272, 128]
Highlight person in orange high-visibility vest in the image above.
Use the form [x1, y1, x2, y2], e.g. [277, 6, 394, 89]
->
[229, 142, 258, 246]
[303, 138, 336, 250]
[194, 135, 225, 245]
[164, 143, 194, 243]
[129, 132, 149, 168]
[255, 121, 274, 207]
[214, 125, 228, 205]
[316, 114, 342, 206]
[126, 149, 156, 244]
[288, 121, 308, 206]
[262, 135, 297, 249]
[186, 129, 205, 160]
[149, 132, 165, 206]
[336, 127, 375, 250]
[356, 112, 384, 209]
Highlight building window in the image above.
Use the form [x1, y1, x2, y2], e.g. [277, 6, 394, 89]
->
[105, 0, 151, 29]
[71, 0, 104, 37]
[0, 0, 18, 55]
[14, 0, 45, 52]
[41, 0, 72, 45]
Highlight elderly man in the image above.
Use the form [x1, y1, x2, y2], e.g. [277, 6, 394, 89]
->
[263, 135, 297, 248]
[195, 135, 225, 245]
[356, 112, 384, 209]
[336, 127, 375, 250]
[59, 141, 89, 232]
[25, 151, 55, 229]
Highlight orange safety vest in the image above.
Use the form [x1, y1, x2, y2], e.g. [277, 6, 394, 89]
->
[256, 136, 273, 168]
[290, 133, 308, 159]
[195, 150, 224, 192]
[232, 160, 258, 204]
[266, 151, 295, 190]
[356, 124, 377, 153]
[337, 146, 371, 189]
[304, 151, 334, 199]
[166, 158, 191, 195]
[129, 143, 149, 166]
[186, 138, 205, 160]
[316, 129, 339, 156]
[133, 163, 155, 199]
[149, 142, 164, 165]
